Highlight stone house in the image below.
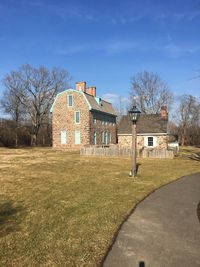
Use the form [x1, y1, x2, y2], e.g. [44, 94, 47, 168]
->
[118, 106, 169, 149]
[50, 81, 117, 148]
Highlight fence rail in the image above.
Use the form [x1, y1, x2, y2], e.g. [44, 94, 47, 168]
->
[80, 146, 174, 159]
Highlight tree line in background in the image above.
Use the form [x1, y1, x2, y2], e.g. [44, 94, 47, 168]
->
[0, 66, 199, 147]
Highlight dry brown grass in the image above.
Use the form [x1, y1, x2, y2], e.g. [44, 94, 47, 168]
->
[0, 147, 199, 266]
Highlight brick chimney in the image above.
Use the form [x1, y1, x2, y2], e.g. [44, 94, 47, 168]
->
[160, 106, 168, 119]
[76, 81, 86, 92]
[86, 86, 96, 97]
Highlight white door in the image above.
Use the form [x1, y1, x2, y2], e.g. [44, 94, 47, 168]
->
[61, 131, 67, 144]
[75, 131, 81, 144]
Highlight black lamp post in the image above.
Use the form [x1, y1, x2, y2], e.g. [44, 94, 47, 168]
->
[128, 105, 141, 177]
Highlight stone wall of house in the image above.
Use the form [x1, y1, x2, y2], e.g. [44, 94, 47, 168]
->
[156, 135, 168, 148]
[89, 111, 117, 145]
[118, 135, 143, 149]
[118, 135, 168, 149]
[52, 91, 90, 148]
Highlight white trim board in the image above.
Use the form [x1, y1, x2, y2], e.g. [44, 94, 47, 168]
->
[50, 89, 91, 113]
[118, 133, 168, 136]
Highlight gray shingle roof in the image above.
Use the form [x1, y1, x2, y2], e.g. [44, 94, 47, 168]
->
[118, 114, 168, 134]
[84, 93, 117, 116]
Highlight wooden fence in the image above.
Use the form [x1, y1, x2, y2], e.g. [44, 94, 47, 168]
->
[80, 146, 174, 159]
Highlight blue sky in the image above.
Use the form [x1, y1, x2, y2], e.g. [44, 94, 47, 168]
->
[0, 0, 200, 106]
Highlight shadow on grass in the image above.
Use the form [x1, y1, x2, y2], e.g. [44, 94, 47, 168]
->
[0, 201, 26, 237]
[136, 163, 141, 174]
[197, 202, 200, 223]
[188, 153, 200, 161]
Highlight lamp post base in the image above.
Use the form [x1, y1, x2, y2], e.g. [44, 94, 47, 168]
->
[129, 170, 136, 177]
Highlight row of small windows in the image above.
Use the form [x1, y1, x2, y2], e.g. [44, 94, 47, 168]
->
[61, 130, 112, 145]
[93, 114, 115, 125]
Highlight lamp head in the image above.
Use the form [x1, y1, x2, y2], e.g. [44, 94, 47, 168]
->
[128, 105, 141, 123]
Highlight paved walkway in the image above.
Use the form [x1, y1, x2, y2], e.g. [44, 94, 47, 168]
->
[104, 173, 200, 267]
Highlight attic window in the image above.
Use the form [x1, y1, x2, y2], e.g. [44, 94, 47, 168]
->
[95, 97, 102, 106]
[67, 94, 73, 107]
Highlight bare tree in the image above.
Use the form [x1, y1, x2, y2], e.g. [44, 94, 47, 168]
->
[114, 96, 129, 123]
[130, 71, 173, 114]
[177, 95, 200, 146]
[0, 71, 25, 147]
[1, 65, 71, 146]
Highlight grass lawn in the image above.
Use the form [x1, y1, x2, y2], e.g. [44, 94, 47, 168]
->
[0, 147, 200, 266]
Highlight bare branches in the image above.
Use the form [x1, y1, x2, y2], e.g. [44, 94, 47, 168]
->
[1, 64, 71, 146]
[130, 71, 173, 114]
[177, 95, 200, 146]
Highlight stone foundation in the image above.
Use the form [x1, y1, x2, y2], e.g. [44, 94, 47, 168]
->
[118, 135, 168, 149]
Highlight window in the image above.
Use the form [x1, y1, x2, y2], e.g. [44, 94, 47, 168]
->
[60, 130, 67, 144]
[144, 136, 156, 147]
[94, 131, 97, 145]
[109, 132, 112, 142]
[75, 111, 80, 124]
[148, 137, 154, 147]
[75, 131, 81, 144]
[67, 94, 73, 107]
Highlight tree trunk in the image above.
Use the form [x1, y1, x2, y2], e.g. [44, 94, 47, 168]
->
[181, 126, 187, 146]
[31, 133, 37, 146]
[15, 129, 18, 147]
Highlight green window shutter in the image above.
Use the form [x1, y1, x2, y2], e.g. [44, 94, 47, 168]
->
[94, 131, 97, 145]
[104, 131, 108, 145]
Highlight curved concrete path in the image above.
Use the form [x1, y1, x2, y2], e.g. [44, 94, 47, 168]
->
[104, 173, 200, 267]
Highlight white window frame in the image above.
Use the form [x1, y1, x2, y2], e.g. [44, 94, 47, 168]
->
[67, 94, 73, 107]
[74, 111, 80, 124]
[144, 136, 157, 147]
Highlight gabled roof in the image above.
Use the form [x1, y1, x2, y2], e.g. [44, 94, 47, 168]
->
[50, 89, 117, 116]
[118, 114, 168, 135]
[84, 93, 117, 116]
